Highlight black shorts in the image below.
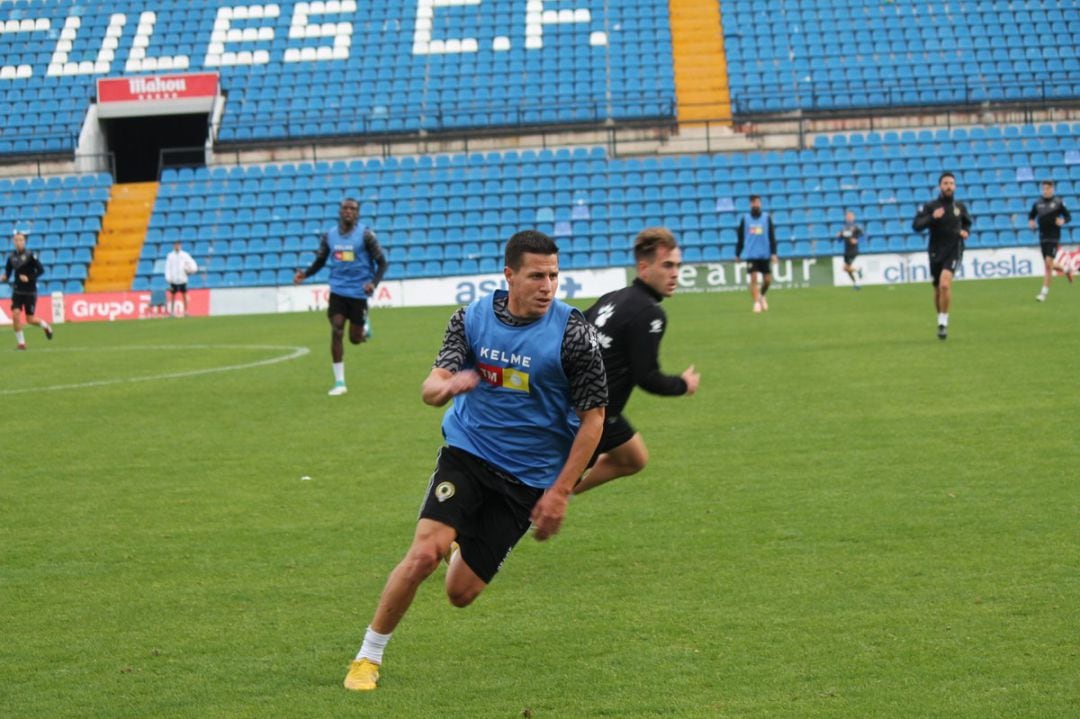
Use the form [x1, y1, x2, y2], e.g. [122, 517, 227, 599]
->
[746, 259, 771, 275]
[168, 283, 188, 294]
[929, 250, 963, 287]
[843, 252, 858, 266]
[10, 292, 36, 315]
[1040, 242, 1059, 259]
[419, 446, 544, 584]
[588, 414, 637, 468]
[327, 292, 368, 325]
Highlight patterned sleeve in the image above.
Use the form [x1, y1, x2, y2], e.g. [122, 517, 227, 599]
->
[561, 311, 608, 412]
[432, 308, 470, 373]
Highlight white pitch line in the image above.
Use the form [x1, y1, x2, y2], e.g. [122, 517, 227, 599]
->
[0, 344, 310, 395]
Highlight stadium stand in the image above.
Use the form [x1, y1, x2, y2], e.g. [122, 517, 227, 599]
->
[1, 2, 1077, 296]
[721, 0, 1080, 114]
[0, 0, 676, 152]
[132, 121, 1079, 288]
[0, 172, 111, 297]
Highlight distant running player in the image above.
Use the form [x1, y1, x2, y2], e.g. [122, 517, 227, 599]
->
[835, 210, 864, 289]
[1028, 180, 1072, 302]
[575, 227, 699, 495]
[2, 231, 53, 350]
[735, 195, 778, 313]
[294, 198, 388, 395]
[912, 172, 972, 340]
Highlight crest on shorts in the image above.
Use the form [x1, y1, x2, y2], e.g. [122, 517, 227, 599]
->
[435, 481, 456, 502]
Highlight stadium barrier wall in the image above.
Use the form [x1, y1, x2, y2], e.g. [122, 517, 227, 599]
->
[831, 246, 1080, 287]
[670, 258, 834, 294]
[0, 289, 210, 324]
[4, 251, 1074, 326]
[0, 269, 625, 324]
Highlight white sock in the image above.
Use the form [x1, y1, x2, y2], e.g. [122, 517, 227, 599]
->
[332, 362, 345, 384]
[356, 626, 392, 664]
[15, 330, 25, 344]
[1039, 286, 1049, 295]
[40, 321, 51, 332]
[938, 313, 949, 327]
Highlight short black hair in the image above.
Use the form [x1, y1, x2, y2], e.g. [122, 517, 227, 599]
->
[341, 197, 359, 207]
[1042, 179, 1055, 187]
[505, 229, 558, 270]
[749, 194, 762, 202]
[938, 172, 956, 183]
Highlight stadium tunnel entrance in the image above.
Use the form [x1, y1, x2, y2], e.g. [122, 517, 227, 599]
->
[103, 113, 208, 183]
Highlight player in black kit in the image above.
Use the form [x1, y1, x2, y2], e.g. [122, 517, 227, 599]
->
[1028, 180, 1072, 302]
[2, 231, 53, 350]
[912, 172, 972, 340]
[574, 227, 700, 495]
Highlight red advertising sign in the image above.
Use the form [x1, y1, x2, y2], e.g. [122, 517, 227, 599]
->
[98, 73, 219, 103]
[1, 290, 209, 325]
[96, 73, 219, 118]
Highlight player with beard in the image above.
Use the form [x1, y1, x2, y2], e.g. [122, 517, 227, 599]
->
[912, 172, 973, 340]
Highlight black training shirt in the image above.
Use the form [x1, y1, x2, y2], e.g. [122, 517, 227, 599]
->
[4, 250, 45, 295]
[1028, 195, 1071, 241]
[912, 195, 973, 261]
[584, 278, 687, 418]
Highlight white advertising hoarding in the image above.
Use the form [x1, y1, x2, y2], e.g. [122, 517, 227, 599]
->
[204, 268, 625, 320]
[833, 246, 1068, 286]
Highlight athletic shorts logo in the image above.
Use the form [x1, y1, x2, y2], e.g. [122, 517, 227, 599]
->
[435, 481, 456, 502]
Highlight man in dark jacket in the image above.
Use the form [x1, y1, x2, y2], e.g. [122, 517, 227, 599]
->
[912, 172, 972, 340]
[575, 227, 700, 494]
[2, 231, 53, 350]
[1028, 179, 1072, 302]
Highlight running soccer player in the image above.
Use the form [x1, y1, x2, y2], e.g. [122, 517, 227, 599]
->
[2, 231, 52, 350]
[735, 195, 778, 313]
[1028, 179, 1073, 302]
[342, 230, 607, 691]
[835, 210, 865, 289]
[912, 172, 972, 340]
[294, 197, 388, 395]
[574, 227, 699, 495]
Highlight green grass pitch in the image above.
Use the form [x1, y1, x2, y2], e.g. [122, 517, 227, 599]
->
[2, 277, 1077, 718]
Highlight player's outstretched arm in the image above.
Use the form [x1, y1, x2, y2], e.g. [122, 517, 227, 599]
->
[530, 405, 604, 541]
[421, 367, 479, 407]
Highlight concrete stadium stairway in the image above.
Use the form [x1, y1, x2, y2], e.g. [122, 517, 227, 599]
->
[85, 182, 158, 293]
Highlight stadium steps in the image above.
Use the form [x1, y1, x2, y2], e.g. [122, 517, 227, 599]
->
[85, 182, 158, 292]
[668, 0, 732, 123]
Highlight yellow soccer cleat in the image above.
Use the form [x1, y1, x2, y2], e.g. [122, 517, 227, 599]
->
[344, 658, 380, 691]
